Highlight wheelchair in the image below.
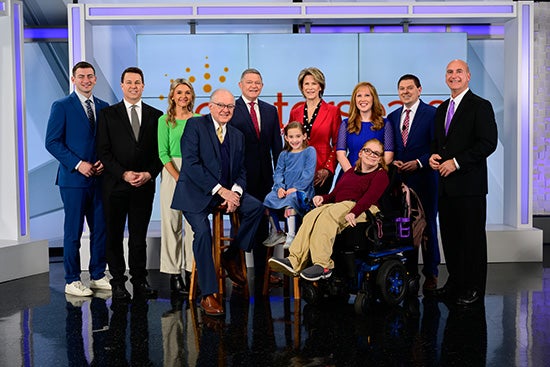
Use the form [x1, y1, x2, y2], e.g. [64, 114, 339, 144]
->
[300, 168, 425, 314]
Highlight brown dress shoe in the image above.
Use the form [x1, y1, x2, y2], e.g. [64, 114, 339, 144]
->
[221, 255, 246, 286]
[200, 294, 225, 316]
[423, 275, 438, 292]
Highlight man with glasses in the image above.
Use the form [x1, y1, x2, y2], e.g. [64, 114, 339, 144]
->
[229, 68, 282, 289]
[46, 61, 111, 297]
[387, 74, 440, 294]
[172, 88, 264, 316]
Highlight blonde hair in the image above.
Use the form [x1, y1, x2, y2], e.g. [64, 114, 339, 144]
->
[283, 121, 309, 152]
[354, 138, 387, 172]
[166, 78, 195, 127]
[347, 82, 385, 134]
[298, 67, 326, 98]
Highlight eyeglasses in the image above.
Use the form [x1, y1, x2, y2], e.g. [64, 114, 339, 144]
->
[361, 147, 383, 157]
[211, 101, 236, 110]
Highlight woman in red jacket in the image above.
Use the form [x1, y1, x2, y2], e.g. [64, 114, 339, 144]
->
[288, 67, 342, 195]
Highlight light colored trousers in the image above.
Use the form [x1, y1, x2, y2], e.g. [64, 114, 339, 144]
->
[160, 157, 194, 273]
[288, 201, 374, 271]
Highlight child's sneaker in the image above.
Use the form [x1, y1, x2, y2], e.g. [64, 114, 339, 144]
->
[300, 265, 333, 281]
[263, 231, 286, 247]
[283, 234, 294, 250]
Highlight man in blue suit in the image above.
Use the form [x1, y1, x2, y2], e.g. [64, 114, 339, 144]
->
[46, 61, 111, 297]
[172, 88, 264, 316]
[229, 68, 282, 287]
[387, 74, 440, 293]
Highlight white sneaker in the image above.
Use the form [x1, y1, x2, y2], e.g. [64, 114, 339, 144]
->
[65, 281, 93, 297]
[90, 276, 112, 291]
[263, 231, 286, 247]
[283, 234, 295, 250]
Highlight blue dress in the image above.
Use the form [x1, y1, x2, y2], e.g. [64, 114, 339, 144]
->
[336, 118, 395, 166]
[263, 146, 316, 216]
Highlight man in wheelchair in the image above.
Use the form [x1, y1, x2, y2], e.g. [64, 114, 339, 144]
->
[269, 139, 389, 281]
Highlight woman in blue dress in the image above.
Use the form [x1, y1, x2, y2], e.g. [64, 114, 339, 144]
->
[263, 121, 316, 249]
[336, 82, 394, 174]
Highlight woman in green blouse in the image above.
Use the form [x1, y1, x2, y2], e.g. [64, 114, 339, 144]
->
[158, 78, 200, 295]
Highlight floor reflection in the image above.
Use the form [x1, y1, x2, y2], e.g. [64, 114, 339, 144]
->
[0, 263, 548, 366]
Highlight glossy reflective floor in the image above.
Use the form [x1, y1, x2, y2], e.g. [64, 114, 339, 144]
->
[0, 257, 549, 367]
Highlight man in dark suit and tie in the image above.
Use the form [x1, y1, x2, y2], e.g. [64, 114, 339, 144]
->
[229, 68, 282, 286]
[429, 59, 498, 307]
[97, 66, 163, 301]
[387, 74, 440, 293]
[171, 88, 264, 316]
[46, 61, 111, 297]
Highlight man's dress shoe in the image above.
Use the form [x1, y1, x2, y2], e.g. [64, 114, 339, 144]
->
[456, 289, 481, 307]
[133, 281, 158, 299]
[200, 294, 225, 316]
[221, 255, 246, 286]
[170, 274, 187, 295]
[112, 284, 131, 302]
[432, 286, 456, 302]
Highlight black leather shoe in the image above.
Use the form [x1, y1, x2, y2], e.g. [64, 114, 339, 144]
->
[170, 274, 187, 296]
[112, 284, 131, 302]
[456, 289, 481, 307]
[133, 281, 158, 299]
[432, 285, 456, 302]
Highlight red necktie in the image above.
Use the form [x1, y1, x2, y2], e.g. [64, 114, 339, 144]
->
[401, 109, 411, 146]
[249, 101, 260, 138]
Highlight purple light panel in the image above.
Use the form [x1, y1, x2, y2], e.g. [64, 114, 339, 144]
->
[413, 5, 514, 15]
[0, 2, 5, 12]
[14, 2, 27, 236]
[71, 7, 82, 66]
[89, 6, 193, 17]
[450, 25, 504, 36]
[306, 5, 407, 15]
[197, 6, 300, 16]
[521, 5, 530, 224]
[24, 28, 68, 39]
[409, 25, 447, 33]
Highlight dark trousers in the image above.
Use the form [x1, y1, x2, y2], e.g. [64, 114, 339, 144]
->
[184, 193, 264, 296]
[60, 185, 107, 283]
[103, 188, 154, 285]
[438, 195, 487, 295]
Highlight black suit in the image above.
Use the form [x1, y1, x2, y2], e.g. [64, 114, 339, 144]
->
[230, 97, 282, 277]
[431, 89, 497, 296]
[96, 100, 163, 285]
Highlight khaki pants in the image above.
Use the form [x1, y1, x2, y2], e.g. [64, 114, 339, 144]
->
[159, 157, 194, 273]
[288, 201, 376, 271]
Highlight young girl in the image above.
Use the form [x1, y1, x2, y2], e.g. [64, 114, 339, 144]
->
[269, 138, 389, 281]
[263, 121, 316, 249]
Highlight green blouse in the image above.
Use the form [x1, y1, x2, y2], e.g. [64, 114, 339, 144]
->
[157, 113, 201, 165]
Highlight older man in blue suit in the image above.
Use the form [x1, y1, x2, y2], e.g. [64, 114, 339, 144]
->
[46, 61, 111, 297]
[172, 88, 264, 316]
[387, 74, 440, 293]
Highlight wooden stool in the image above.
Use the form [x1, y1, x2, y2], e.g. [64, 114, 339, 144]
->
[263, 246, 300, 299]
[189, 204, 249, 301]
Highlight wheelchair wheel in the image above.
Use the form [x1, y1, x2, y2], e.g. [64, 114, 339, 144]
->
[376, 260, 407, 306]
[354, 290, 370, 315]
[301, 281, 321, 305]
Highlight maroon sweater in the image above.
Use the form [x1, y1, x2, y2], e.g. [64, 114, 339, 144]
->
[321, 168, 389, 217]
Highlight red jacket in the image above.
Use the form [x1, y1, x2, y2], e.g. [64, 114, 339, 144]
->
[289, 100, 341, 174]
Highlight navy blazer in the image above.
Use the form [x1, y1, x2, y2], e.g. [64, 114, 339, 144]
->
[96, 101, 163, 194]
[171, 114, 247, 213]
[45, 92, 109, 188]
[431, 90, 498, 197]
[229, 97, 282, 199]
[387, 99, 438, 190]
